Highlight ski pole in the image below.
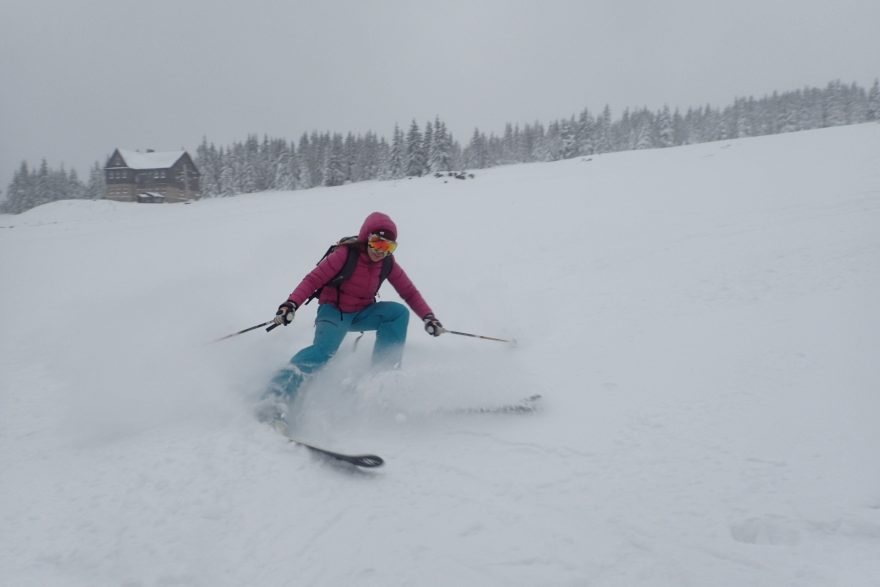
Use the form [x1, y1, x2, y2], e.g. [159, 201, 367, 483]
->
[212, 320, 277, 343]
[439, 328, 515, 344]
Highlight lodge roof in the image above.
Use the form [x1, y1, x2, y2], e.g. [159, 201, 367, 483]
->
[111, 149, 187, 170]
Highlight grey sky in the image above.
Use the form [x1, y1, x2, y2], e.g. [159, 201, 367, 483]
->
[1, 0, 878, 190]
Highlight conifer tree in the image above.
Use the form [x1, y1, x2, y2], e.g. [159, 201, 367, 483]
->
[577, 109, 595, 155]
[376, 136, 391, 179]
[196, 138, 224, 196]
[295, 134, 313, 188]
[324, 134, 347, 187]
[824, 81, 848, 127]
[429, 118, 454, 172]
[631, 110, 651, 149]
[868, 79, 880, 121]
[343, 133, 357, 182]
[388, 124, 405, 179]
[273, 143, 297, 191]
[423, 121, 434, 171]
[218, 147, 238, 197]
[67, 168, 86, 200]
[3, 162, 32, 213]
[656, 106, 674, 147]
[359, 131, 381, 180]
[595, 106, 613, 153]
[405, 120, 426, 176]
[559, 117, 579, 159]
[466, 128, 489, 168]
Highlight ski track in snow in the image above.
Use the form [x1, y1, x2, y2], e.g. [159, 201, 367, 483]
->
[2, 124, 880, 586]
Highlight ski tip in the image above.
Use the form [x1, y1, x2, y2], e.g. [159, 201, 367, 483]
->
[354, 455, 385, 468]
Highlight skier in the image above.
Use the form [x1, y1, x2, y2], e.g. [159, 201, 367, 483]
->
[259, 211, 443, 422]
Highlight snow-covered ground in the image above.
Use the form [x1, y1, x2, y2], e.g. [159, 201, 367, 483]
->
[2, 124, 879, 586]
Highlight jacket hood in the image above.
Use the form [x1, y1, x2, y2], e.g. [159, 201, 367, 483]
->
[358, 211, 397, 242]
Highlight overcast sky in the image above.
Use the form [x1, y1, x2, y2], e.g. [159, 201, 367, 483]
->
[1, 0, 878, 190]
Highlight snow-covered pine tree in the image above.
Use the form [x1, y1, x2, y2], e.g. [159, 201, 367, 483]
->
[576, 109, 595, 155]
[343, 133, 357, 183]
[672, 108, 687, 145]
[388, 124, 405, 179]
[294, 134, 313, 189]
[867, 79, 880, 121]
[778, 92, 800, 134]
[595, 106, 613, 154]
[2, 162, 32, 213]
[351, 133, 368, 182]
[497, 123, 515, 164]
[195, 138, 221, 197]
[376, 136, 391, 179]
[363, 131, 383, 180]
[273, 143, 297, 191]
[405, 120, 426, 176]
[85, 162, 105, 200]
[824, 80, 848, 127]
[730, 98, 752, 138]
[559, 117, 579, 159]
[432, 118, 454, 172]
[324, 134, 347, 187]
[218, 147, 238, 197]
[656, 105, 674, 147]
[67, 168, 86, 200]
[522, 122, 543, 162]
[422, 121, 434, 172]
[465, 128, 489, 168]
[615, 109, 633, 150]
[633, 109, 655, 149]
[237, 141, 258, 194]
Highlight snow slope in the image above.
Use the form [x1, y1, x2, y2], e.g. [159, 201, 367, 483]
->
[2, 124, 879, 586]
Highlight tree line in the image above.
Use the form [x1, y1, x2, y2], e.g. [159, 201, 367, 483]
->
[3, 79, 878, 213]
[1, 161, 106, 214]
[195, 116, 460, 197]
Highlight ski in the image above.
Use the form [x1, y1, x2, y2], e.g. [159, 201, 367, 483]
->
[287, 438, 385, 468]
[451, 394, 543, 415]
[269, 419, 384, 468]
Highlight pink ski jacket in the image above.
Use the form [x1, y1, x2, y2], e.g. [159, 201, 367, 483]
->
[287, 212, 434, 319]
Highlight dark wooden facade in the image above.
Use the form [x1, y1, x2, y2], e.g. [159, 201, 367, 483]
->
[105, 149, 201, 203]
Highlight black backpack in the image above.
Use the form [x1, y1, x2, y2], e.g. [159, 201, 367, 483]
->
[304, 236, 395, 305]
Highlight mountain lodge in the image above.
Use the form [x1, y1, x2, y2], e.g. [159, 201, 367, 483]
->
[105, 148, 200, 203]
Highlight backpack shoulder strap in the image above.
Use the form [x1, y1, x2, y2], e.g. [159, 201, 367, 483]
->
[332, 242, 361, 286]
[304, 238, 362, 305]
[379, 254, 394, 282]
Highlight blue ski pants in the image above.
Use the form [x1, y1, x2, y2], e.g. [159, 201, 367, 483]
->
[267, 301, 410, 399]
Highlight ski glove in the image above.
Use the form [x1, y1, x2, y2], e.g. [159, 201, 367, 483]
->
[423, 314, 444, 337]
[274, 301, 297, 326]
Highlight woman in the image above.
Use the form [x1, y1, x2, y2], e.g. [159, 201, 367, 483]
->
[262, 211, 443, 419]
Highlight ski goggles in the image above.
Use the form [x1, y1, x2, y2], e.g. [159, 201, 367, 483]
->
[367, 233, 398, 256]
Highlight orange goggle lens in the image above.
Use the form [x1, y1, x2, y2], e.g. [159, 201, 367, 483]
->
[368, 234, 397, 255]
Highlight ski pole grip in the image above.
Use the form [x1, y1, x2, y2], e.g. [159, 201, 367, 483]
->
[266, 322, 280, 332]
